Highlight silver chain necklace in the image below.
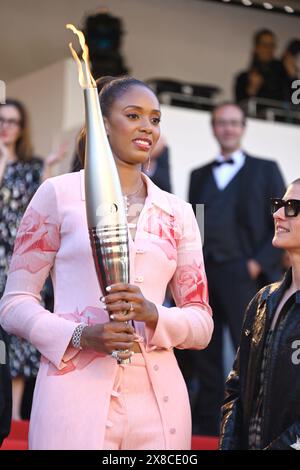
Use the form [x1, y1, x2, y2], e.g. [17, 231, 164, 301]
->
[123, 180, 144, 228]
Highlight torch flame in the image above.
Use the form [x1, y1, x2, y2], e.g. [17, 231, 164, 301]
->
[66, 23, 97, 89]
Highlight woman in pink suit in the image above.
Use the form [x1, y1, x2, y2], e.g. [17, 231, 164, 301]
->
[0, 77, 213, 450]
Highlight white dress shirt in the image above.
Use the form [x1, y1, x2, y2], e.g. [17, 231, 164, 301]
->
[212, 150, 246, 190]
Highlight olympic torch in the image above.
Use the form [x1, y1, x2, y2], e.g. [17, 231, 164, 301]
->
[66, 24, 130, 364]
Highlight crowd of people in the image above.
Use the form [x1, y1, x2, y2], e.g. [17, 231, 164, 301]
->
[0, 28, 298, 451]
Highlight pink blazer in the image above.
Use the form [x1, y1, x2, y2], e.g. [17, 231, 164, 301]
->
[0, 171, 213, 450]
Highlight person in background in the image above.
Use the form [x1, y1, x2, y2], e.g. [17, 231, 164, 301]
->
[187, 102, 285, 436]
[72, 131, 172, 193]
[235, 29, 284, 103]
[0, 98, 66, 420]
[142, 135, 172, 193]
[0, 325, 12, 447]
[220, 179, 300, 449]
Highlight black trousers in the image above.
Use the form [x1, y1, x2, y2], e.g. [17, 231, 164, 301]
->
[176, 258, 262, 436]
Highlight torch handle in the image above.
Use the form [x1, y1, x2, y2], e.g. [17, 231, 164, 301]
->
[110, 318, 131, 365]
[88, 226, 131, 365]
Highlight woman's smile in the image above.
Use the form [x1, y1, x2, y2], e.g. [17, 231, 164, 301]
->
[132, 137, 153, 152]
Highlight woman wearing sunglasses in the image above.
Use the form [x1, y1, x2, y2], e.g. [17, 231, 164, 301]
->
[220, 178, 300, 450]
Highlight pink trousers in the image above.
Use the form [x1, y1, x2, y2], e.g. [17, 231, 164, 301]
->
[103, 353, 166, 450]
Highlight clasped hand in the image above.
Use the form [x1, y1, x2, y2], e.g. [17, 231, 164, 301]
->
[80, 284, 158, 359]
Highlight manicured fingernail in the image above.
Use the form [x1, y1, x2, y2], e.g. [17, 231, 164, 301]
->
[106, 286, 111, 292]
[103, 305, 107, 310]
[110, 314, 115, 320]
[100, 296, 105, 302]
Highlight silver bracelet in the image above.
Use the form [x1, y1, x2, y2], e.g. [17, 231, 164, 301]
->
[71, 323, 86, 350]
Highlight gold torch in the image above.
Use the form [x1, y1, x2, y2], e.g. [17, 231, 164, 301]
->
[66, 24, 131, 364]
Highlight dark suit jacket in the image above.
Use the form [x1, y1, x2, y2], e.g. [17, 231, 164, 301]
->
[0, 327, 12, 447]
[188, 154, 286, 283]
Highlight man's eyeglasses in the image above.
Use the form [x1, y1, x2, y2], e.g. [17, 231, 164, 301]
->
[271, 198, 300, 217]
[0, 117, 21, 128]
[213, 119, 244, 128]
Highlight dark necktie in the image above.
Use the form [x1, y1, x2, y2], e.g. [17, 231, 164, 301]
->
[213, 157, 234, 167]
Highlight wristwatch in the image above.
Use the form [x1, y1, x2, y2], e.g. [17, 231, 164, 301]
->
[71, 323, 86, 350]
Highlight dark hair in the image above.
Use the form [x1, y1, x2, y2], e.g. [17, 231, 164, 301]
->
[0, 98, 33, 161]
[254, 29, 276, 47]
[77, 76, 155, 167]
[211, 101, 246, 126]
[285, 39, 300, 57]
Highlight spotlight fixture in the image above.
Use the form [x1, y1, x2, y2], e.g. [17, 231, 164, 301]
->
[284, 5, 294, 13]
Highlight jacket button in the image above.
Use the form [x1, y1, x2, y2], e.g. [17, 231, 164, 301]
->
[170, 428, 176, 434]
[135, 276, 144, 283]
[136, 249, 145, 254]
[163, 396, 169, 402]
[153, 364, 159, 371]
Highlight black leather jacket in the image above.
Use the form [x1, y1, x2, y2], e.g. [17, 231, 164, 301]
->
[220, 268, 300, 450]
[0, 326, 11, 447]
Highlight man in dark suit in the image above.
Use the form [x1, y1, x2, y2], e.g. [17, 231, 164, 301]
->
[0, 326, 12, 446]
[187, 102, 285, 436]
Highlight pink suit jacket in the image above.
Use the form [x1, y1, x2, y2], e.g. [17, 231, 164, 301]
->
[0, 170, 213, 450]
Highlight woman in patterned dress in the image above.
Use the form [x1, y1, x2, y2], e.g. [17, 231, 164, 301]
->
[0, 98, 65, 420]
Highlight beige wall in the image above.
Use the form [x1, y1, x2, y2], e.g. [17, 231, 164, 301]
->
[7, 60, 80, 174]
[160, 105, 299, 200]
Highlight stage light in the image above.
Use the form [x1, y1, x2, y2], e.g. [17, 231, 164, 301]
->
[262, 2, 274, 9]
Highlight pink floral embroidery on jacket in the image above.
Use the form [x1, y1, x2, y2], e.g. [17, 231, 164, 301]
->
[173, 261, 209, 307]
[143, 211, 181, 261]
[46, 306, 108, 376]
[10, 207, 60, 274]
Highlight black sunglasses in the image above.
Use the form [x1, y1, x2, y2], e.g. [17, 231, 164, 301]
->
[271, 198, 300, 217]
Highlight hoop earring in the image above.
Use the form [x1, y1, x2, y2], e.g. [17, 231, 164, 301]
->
[146, 155, 151, 172]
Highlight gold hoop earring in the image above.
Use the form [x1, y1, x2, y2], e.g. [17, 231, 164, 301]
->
[146, 155, 151, 172]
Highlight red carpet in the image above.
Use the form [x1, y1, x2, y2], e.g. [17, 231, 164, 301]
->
[1, 421, 219, 450]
